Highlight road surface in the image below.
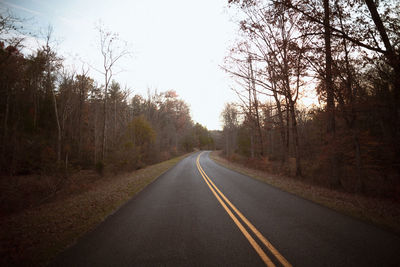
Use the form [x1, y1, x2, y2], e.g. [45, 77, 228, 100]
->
[53, 151, 400, 266]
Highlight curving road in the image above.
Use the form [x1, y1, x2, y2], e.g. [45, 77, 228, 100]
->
[53, 151, 400, 266]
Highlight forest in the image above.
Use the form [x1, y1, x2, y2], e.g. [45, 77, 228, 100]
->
[1, 1, 400, 265]
[220, 0, 400, 197]
[0, 15, 214, 177]
[1, 0, 399, 199]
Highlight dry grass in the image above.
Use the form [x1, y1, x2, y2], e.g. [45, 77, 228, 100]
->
[210, 151, 400, 235]
[0, 154, 189, 266]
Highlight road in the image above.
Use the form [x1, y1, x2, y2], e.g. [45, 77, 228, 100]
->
[53, 151, 400, 266]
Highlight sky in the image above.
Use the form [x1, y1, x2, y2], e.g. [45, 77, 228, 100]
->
[0, 0, 241, 130]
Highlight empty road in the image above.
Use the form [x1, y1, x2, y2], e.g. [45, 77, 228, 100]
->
[53, 151, 400, 266]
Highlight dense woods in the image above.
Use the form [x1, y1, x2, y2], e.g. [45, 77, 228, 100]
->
[222, 0, 400, 197]
[0, 15, 214, 177]
[1, 1, 399, 198]
[2, 3, 400, 266]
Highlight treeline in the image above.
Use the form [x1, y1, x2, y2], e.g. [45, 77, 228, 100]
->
[0, 16, 214, 176]
[222, 0, 400, 197]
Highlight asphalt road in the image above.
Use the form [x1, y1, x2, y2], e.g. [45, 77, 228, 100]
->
[53, 151, 400, 266]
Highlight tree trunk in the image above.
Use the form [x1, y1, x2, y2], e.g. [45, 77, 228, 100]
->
[1, 87, 10, 165]
[114, 99, 117, 148]
[364, 0, 400, 156]
[364, 0, 399, 74]
[324, 0, 341, 187]
[52, 89, 62, 163]
[33, 80, 38, 129]
[324, 0, 335, 135]
[285, 98, 290, 155]
[272, 80, 287, 162]
[249, 56, 264, 156]
[102, 73, 108, 161]
[353, 129, 363, 192]
[78, 86, 83, 159]
[250, 134, 255, 158]
[94, 101, 98, 164]
[289, 99, 302, 176]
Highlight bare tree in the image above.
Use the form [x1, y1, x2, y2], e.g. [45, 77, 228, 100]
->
[0, 10, 25, 48]
[42, 26, 63, 163]
[226, 1, 310, 175]
[96, 23, 130, 161]
[323, 0, 335, 135]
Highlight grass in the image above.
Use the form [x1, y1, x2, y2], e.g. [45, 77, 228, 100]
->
[0, 153, 189, 266]
[210, 151, 400, 235]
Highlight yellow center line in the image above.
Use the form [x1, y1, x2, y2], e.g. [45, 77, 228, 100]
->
[196, 152, 292, 267]
[195, 155, 275, 267]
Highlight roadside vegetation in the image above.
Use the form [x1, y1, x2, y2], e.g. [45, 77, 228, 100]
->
[0, 13, 214, 179]
[220, 1, 400, 199]
[0, 153, 190, 266]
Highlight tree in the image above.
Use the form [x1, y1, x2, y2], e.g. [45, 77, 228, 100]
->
[227, 0, 310, 175]
[274, 0, 400, 149]
[0, 10, 25, 47]
[0, 15, 200, 178]
[96, 23, 130, 161]
[323, 0, 335, 135]
[74, 70, 93, 159]
[0, 40, 25, 172]
[225, 0, 400, 194]
[42, 27, 63, 163]
[108, 80, 124, 146]
[221, 103, 239, 156]
[193, 123, 214, 150]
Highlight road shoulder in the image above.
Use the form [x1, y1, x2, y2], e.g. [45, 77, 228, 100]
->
[209, 151, 400, 236]
[0, 153, 191, 266]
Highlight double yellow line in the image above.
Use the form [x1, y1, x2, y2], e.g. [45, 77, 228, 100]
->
[196, 152, 291, 267]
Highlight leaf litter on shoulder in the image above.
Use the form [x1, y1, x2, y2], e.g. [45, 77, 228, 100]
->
[0, 154, 189, 266]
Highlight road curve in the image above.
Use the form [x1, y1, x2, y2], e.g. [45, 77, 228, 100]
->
[53, 151, 400, 266]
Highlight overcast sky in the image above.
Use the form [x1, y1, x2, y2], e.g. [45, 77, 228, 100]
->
[1, 0, 241, 130]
